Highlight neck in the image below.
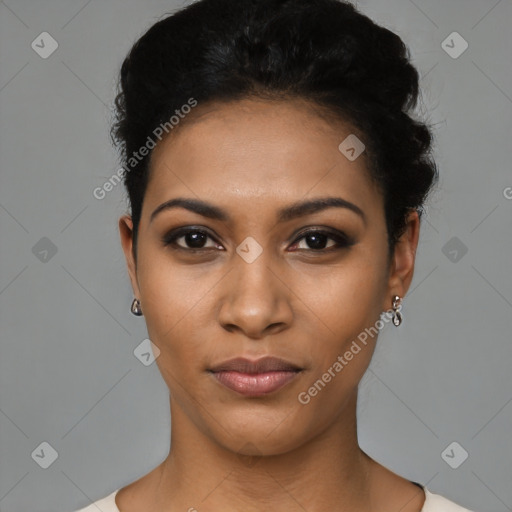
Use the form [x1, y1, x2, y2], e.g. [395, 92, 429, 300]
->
[154, 390, 376, 512]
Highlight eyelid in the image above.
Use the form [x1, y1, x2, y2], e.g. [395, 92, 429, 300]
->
[162, 225, 354, 252]
[291, 226, 350, 241]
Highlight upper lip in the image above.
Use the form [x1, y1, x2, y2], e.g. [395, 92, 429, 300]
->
[209, 356, 302, 374]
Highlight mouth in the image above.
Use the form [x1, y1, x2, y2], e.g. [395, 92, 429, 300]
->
[207, 356, 303, 397]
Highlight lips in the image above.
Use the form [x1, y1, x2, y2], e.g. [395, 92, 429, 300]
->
[209, 356, 302, 373]
[208, 356, 303, 396]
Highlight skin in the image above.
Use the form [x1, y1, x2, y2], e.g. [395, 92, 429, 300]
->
[117, 98, 423, 512]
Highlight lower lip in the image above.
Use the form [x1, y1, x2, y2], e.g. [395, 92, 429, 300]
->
[211, 370, 300, 396]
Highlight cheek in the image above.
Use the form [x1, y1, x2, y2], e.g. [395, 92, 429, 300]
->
[296, 254, 386, 383]
[137, 243, 205, 329]
[135, 246, 223, 380]
[297, 250, 386, 333]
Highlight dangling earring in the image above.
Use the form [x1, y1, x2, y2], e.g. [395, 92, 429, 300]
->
[131, 298, 143, 316]
[392, 295, 403, 326]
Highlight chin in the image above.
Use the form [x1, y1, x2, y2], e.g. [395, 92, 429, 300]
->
[206, 407, 307, 457]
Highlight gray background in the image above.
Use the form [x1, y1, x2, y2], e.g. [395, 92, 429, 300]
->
[0, 0, 511, 511]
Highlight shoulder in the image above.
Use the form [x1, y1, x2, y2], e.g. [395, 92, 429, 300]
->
[423, 488, 475, 512]
[72, 489, 120, 512]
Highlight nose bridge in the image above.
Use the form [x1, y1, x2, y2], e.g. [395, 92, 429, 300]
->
[231, 241, 281, 307]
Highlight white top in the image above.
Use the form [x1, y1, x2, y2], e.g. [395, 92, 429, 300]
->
[74, 486, 475, 511]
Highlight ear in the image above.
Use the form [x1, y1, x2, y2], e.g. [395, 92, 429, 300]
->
[382, 209, 421, 311]
[119, 215, 141, 299]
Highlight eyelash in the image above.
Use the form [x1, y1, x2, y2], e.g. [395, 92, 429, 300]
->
[162, 227, 354, 253]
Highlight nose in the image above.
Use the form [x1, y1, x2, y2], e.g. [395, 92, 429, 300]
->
[217, 252, 293, 340]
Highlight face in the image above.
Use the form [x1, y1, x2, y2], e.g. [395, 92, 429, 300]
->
[120, 98, 419, 457]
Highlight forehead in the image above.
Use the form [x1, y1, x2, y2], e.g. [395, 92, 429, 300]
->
[144, 98, 383, 222]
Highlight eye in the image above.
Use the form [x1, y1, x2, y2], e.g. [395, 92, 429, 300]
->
[162, 227, 353, 253]
[289, 229, 353, 252]
[162, 227, 222, 251]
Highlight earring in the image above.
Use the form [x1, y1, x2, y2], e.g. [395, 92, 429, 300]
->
[391, 295, 403, 326]
[130, 298, 143, 316]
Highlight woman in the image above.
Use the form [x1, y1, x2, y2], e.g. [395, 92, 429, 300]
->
[76, 0, 475, 510]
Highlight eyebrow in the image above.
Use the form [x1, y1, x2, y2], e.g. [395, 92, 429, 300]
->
[150, 196, 366, 225]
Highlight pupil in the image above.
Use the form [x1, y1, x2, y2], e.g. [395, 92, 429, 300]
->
[187, 232, 206, 248]
[307, 233, 326, 249]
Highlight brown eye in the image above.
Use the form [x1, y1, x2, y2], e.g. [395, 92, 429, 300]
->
[290, 229, 353, 252]
[162, 228, 221, 250]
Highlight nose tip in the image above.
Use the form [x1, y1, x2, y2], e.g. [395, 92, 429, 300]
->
[217, 261, 293, 339]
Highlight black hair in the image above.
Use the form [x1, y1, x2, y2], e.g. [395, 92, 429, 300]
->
[111, 0, 438, 261]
